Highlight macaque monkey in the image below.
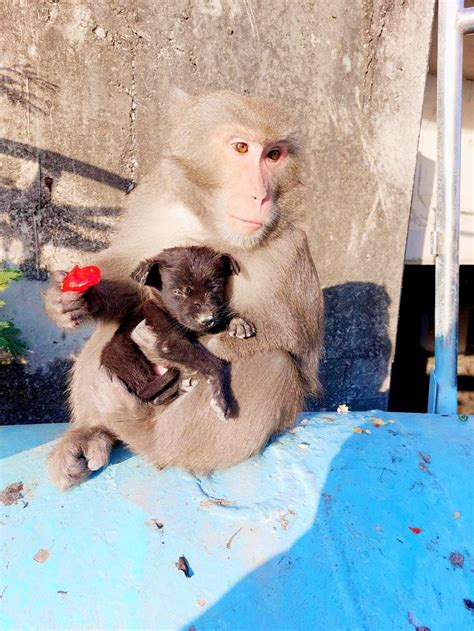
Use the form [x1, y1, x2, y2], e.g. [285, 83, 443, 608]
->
[44, 89, 323, 490]
[101, 246, 256, 420]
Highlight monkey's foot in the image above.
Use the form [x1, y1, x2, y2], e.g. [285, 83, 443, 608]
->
[48, 428, 115, 490]
[228, 317, 256, 339]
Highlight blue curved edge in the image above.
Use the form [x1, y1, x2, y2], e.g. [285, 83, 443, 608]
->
[0, 411, 472, 630]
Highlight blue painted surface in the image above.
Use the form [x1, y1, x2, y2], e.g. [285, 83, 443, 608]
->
[0, 411, 473, 630]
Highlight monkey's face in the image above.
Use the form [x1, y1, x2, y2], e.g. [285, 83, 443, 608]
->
[210, 133, 297, 249]
[165, 91, 301, 251]
[135, 247, 239, 333]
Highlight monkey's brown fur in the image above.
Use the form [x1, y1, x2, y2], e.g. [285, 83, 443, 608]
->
[44, 90, 324, 490]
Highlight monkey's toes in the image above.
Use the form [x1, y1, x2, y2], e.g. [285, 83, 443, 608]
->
[83, 431, 113, 471]
[228, 317, 256, 339]
[48, 429, 114, 490]
[48, 441, 90, 490]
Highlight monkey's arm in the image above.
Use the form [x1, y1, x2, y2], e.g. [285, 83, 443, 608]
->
[43, 274, 145, 328]
[204, 231, 323, 391]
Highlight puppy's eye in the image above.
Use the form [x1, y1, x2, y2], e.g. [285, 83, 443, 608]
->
[174, 287, 191, 297]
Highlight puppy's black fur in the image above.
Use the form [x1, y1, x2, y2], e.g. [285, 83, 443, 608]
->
[100, 246, 255, 418]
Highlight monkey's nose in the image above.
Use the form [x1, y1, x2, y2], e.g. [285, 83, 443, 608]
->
[197, 313, 215, 326]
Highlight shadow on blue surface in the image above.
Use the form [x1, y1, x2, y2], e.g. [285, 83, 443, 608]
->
[190, 414, 473, 631]
[0, 423, 134, 467]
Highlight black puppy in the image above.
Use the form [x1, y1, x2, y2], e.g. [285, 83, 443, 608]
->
[100, 246, 256, 419]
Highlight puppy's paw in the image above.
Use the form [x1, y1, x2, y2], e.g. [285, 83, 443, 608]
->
[180, 377, 199, 393]
[210, 396, 230, 421]
[228, 317, 256, 339]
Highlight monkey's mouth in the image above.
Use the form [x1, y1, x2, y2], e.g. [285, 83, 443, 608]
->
[228, 214, 264, 231]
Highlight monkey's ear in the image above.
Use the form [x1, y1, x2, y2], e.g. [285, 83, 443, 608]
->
[131, 259, 162, 290]
[221, 255, 240, 276]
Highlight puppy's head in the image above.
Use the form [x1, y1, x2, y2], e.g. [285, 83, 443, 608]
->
[132, 246, 239, 332]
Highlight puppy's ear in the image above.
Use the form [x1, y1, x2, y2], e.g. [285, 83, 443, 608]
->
[131, 259, 162, 290]
[221, 254, 240, 276]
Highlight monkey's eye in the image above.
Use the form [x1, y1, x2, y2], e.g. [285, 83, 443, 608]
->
[232, 141, 249, 154]
[267, 148, 281, 161]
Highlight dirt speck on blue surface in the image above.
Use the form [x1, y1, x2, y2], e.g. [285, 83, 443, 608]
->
[226, 527, 243, 549]
[449, 552, 464, 568]
[464, 598, 474, 611]
[0, 482, 23, 506]
[176, 555, 193, 578]
[33, 548, 49, 563]
[408, 611, 431, 630]
[200, 498, 235, 508]
[151, 519, 163, 530]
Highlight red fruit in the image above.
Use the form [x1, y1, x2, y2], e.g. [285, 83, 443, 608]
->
[62, 265, 101, 292]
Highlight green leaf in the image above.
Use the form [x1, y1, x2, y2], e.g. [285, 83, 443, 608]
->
[0, 269, 23, 293]
[0, 320, 27, 356]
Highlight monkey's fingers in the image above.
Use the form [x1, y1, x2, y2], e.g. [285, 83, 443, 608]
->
[57, 293, 87, 314]
[51, 270, 68, 286]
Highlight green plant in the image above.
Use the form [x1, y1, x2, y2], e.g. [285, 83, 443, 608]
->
[0, 269, 27, 359]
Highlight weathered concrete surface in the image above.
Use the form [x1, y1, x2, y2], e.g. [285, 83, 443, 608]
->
[0, 1, 435, 422]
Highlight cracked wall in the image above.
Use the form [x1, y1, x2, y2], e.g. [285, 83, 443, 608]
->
[0, 0, 435, 422]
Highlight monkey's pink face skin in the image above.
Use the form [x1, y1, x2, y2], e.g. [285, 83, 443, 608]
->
[217, 133, 289, 239]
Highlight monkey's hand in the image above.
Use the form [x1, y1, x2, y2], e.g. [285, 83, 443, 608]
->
[227, 317, 256, 339]
[43, 271, 91, 329]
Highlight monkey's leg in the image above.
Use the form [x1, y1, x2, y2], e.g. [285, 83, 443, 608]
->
[112, 350, 304, 473]
[48, 322, 151, 489]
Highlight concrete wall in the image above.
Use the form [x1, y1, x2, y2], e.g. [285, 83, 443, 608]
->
[0, 0, 435, 422]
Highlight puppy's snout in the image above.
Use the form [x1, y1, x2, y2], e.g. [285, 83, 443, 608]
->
[197, 312, 215, 326]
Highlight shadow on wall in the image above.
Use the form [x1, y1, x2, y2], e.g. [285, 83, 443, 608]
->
[0, 138, 132, 278]
[318, 282, 392, 411]
[0, 139, 133, 424]
[0, 65, 58, 115]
